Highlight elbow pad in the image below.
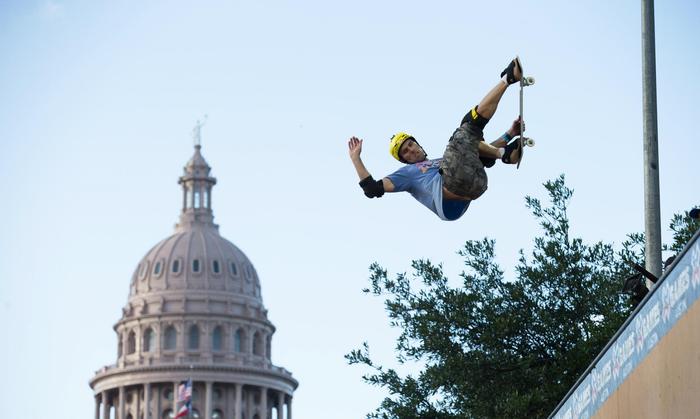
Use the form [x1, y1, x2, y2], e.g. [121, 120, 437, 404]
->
[359, 175, 385, 198]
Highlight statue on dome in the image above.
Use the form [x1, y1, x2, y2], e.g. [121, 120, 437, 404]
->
[191, 115, 208, 146]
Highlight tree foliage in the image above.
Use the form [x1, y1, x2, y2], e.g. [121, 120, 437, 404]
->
[347, 175, 699, 419]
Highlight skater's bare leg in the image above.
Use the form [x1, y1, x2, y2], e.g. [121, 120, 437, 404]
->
[478, 138, 520, 164]
[475, 82, 508, 120]
[476, 58, 522, 119]
[478, 142, 502, 159]
[479, 116, 522, 159]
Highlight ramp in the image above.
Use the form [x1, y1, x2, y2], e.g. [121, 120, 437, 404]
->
[549, 229, 700, 419]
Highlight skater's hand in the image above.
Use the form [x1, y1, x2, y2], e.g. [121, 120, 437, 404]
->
[507, 117, 524, 137]
[348, 136, 363, 161]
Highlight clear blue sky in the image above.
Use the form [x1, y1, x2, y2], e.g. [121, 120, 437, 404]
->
[0, 1, 698, 418]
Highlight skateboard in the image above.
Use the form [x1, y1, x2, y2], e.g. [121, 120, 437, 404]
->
[516, 57, 535, 169]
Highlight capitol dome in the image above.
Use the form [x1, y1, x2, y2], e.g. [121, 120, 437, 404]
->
[90, 141, 296, 419]
[128, 226, 262, 301]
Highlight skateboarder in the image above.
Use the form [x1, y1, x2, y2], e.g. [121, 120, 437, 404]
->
[348, 57, 526, 221]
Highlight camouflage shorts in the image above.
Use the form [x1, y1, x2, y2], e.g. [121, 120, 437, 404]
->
[440, 123, 488, 199]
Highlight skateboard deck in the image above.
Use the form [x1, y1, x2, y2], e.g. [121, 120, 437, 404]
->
[517, 57, 535, 169]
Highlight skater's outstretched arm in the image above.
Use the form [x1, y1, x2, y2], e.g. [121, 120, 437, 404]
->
[348, 136, 395, 196]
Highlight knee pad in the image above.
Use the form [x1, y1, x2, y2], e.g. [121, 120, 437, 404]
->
[461, 106, 490, 129]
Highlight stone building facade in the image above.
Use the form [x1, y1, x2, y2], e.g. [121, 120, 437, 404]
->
[90, 143, 297, 419]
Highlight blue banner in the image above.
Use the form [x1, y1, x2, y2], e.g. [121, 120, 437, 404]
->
[551, 234, 700, 419]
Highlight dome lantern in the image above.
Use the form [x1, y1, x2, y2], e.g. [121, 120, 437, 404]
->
[176, 119, 218, 231]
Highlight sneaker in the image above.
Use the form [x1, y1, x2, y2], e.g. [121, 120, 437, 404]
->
[501, 138, 522, 164]
[480, 156, 496, 168]
[500, 56, 522, 85]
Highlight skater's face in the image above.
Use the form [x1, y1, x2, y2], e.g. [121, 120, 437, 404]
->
[399, 139, 426, 164]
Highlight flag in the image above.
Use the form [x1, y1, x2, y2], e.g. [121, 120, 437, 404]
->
[175, 403, 190, 419]
[177, 379, 192, 402]
[175, 379, 192, 418]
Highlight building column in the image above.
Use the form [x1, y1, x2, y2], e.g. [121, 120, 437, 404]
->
[144, 383, 151, 419]
[204, 381, 213, 419]
[118, 386, 125, 419]
[94, 395, 100, 419]
[234, 384, 242, 419]
[287, 396, 292, 419]
[155, 384, 162, 419]
[276, 392, 284, 419]
[246, 388, 252, 419]
[135, 387, 140, 419]
[102, 392, 110, 419]
[247, 327, 254, 355]
[260, 387, 267, 419]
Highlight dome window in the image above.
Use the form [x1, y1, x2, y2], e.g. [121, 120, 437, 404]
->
[188, 325, 200, 350]
[245, 264, 253, 281]
[172, 259, 180, 274]
[138, 261, 150, 280]
[143, 328, 155, 352]
[164, 326, 177, 350]
[212, 260, 220, 274]
[192, 259, 201, 273]
[153, 261, 162, 276]
[229, 261, 238, 277]
[212, 326, 223, 351]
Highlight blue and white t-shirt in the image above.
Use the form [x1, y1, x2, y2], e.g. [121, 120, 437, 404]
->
[387, 158, 470, 221]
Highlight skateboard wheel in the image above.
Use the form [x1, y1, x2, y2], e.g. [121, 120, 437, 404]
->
[523, 76, 535, 86]
[523, 137, 535, 147]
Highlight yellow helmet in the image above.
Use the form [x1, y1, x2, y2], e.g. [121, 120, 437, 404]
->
[389, 132, 413, 162]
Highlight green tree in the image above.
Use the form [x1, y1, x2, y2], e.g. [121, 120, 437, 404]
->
[347, 175, 698, 419]
[664, 209, 700, 255]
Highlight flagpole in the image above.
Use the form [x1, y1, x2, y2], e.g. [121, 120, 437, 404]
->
[642, 0, 662, 278]
[175, 374, 193, 419]
[188, 365, 193, 419]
